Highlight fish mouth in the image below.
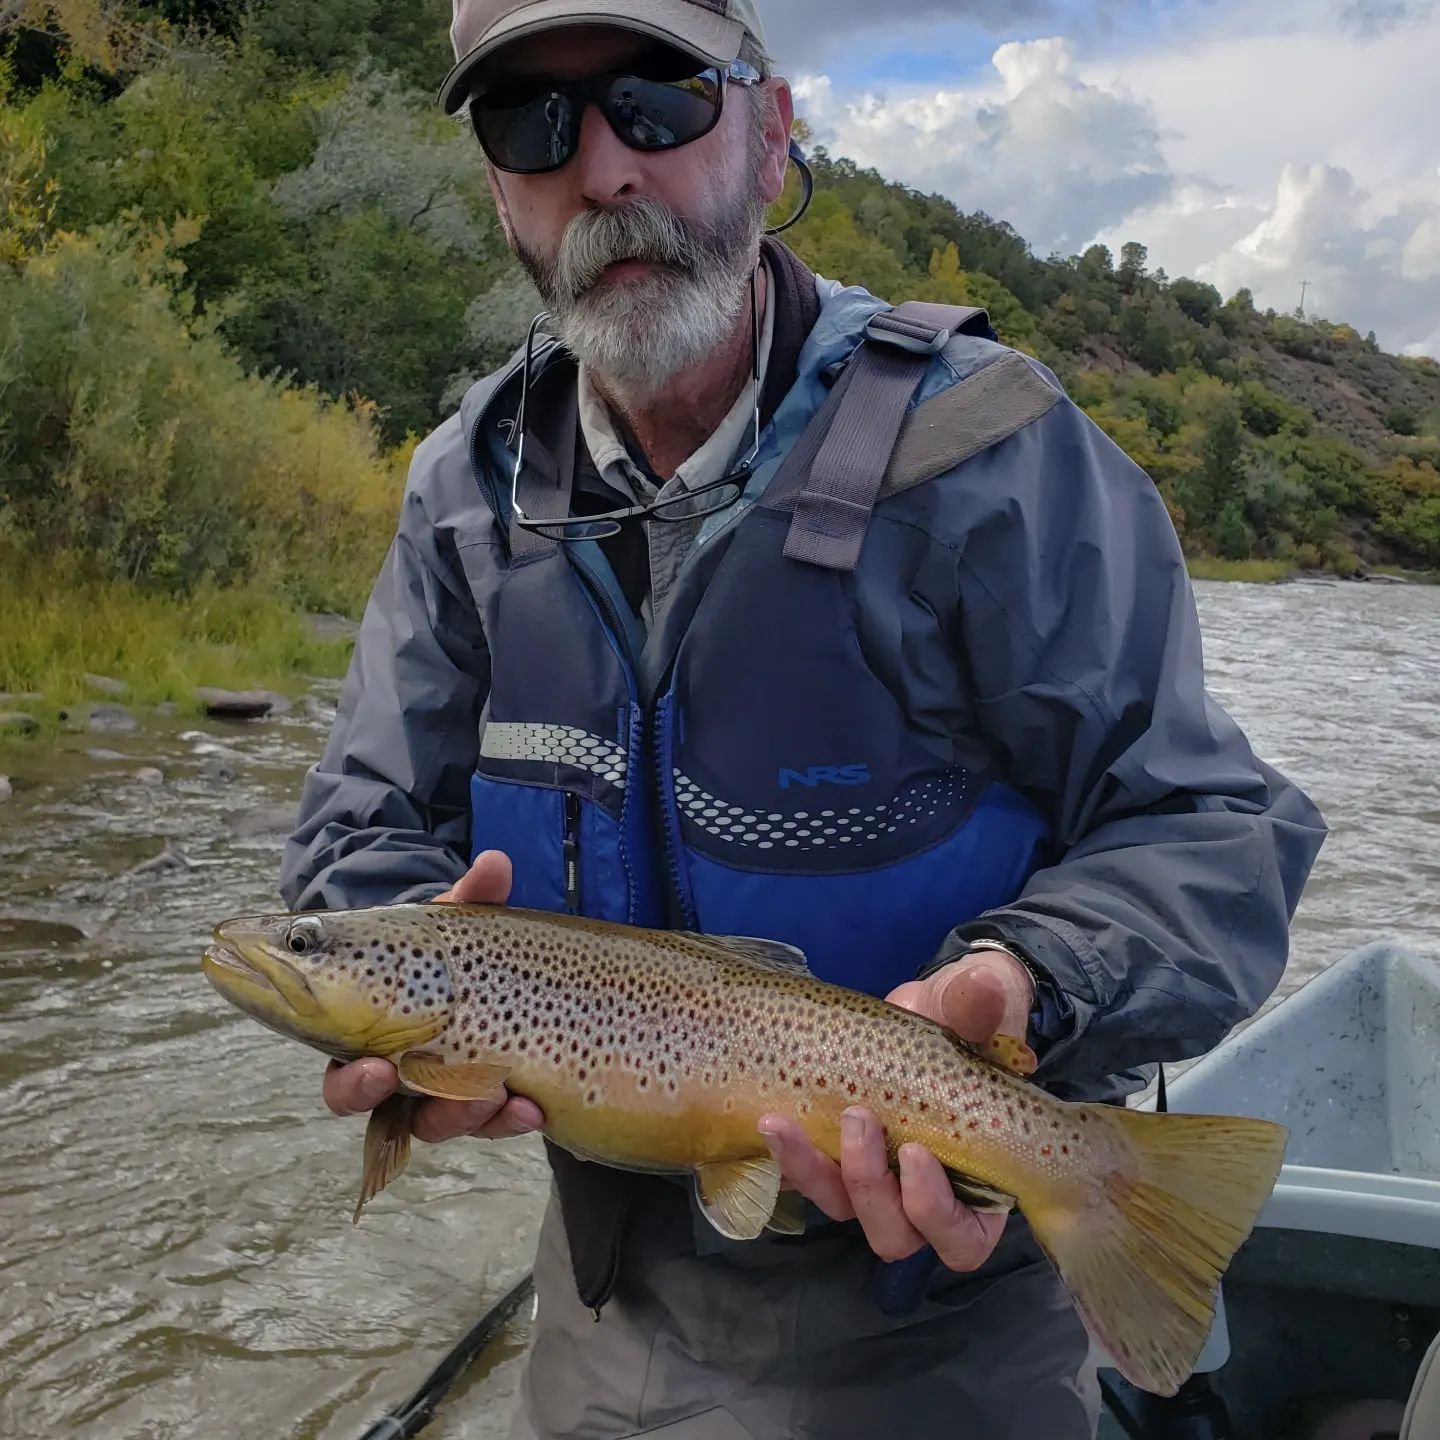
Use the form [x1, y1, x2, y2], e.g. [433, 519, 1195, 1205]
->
[201, 930, 320, 1018]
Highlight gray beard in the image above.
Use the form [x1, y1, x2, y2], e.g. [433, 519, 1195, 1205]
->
[514, 190, 764, 399]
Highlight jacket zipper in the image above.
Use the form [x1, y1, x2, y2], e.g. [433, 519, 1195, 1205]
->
[650, 694, 696, 929]
[562, 791, 581, 914]
[567, 549, 694, 927]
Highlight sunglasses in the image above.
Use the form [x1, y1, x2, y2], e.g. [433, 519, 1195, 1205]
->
[466, 51, 763, 175]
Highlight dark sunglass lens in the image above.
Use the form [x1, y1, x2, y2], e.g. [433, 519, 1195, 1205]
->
[472, 88, 578, 172]
[603, 71, 720, 151]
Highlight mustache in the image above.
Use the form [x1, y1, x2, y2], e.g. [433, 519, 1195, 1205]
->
[522, 198, 729, 305]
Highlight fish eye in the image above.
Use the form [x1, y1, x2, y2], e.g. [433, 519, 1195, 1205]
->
[285, 918, 326, 956]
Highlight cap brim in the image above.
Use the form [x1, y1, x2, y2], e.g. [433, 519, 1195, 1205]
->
[438, 0, 745, 114]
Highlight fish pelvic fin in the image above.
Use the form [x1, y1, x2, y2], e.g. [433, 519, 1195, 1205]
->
[1025, 1106, 1286, 1398]
[694, 1155, 785, 1240]
[396, 1051, 510, 1103]
[945, 1172, 1017, 1214]
[355, 1093, 417, 1223]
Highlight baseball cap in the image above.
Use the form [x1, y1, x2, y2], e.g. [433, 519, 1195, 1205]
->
[438, 0, 770, 115]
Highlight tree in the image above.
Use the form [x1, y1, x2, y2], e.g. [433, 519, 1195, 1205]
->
[249, 0, 378, 72]
[1118, 240, 1149, 293]
[1170, 277, 1222, 327]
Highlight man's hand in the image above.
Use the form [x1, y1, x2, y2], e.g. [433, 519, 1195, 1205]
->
[320, 850, 545, 1143]
[757, 947, 1035, 1272]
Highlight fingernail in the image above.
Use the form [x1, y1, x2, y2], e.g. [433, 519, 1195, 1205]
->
[357, 1066, 391, 1107]
[841, 1110, 864, 1145]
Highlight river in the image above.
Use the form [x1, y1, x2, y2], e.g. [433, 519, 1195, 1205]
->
[1, 577, 1437, 1439]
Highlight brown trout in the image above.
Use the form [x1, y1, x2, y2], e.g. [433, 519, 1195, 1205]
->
[201, 900, 1287, 1397]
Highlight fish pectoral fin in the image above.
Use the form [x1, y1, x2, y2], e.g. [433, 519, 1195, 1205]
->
[686, 933, 812, 974]
[694, 1156, 785, 1241]
[395, 1052, 510, 1102]
[356, 1093, 416, 1223]
[946, 1172, 1018, 1214]
[765, 1188, 809, 1236]
[967, 1031, 1039, 1078]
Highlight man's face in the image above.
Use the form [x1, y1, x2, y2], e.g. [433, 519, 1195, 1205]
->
[477, 27, 792, 395]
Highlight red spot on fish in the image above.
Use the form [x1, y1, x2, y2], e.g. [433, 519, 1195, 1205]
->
[816, 1077, 827, 1089]
[1040, 1145, 1052, 1157]
[884, 1090, 894, 1102]
[1061, 1145, 1069, 1155]
[990, 1117, 1001, 1128]
[968, 1120, 979, 1130]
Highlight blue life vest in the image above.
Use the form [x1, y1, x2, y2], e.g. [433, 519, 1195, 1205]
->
[463, 308, 1052, 1001]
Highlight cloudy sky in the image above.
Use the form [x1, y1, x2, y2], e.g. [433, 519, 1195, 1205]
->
[755, 0, 1440, 359]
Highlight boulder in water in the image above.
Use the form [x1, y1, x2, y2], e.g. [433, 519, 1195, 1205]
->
[0, 917, 87, 950]
[0, 776, 11, 803]
[88, 705, 137, 733]
[194, 688, 274, 720]
[134, 767, 165, 787]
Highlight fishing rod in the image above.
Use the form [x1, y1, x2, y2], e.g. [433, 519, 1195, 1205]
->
[353, 1269, 535, 1440]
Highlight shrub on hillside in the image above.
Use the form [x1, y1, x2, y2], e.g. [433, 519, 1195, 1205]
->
[0, 223, 403, 612]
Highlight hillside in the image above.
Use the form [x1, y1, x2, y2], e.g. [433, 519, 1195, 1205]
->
[2, 0, 1438, 641]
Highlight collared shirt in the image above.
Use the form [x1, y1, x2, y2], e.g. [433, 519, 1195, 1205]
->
[574, 259, 777, 628]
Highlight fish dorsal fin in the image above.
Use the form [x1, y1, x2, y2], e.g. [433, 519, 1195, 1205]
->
[688, 933, 812, 974]
[976, 1032, 1039, 1077]
[694, 1155, 785, 1240]
[948, 1029, 1039, 1078]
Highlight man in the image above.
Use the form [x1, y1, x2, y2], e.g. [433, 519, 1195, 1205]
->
[279, 2, 1327, 1436]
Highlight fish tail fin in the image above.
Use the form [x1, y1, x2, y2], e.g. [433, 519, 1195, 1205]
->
[1025, 1106, 1286, 1397]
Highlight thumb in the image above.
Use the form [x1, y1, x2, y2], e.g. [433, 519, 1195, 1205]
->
[435, 849, 513, 905]
[929, 962, 1011, 1045]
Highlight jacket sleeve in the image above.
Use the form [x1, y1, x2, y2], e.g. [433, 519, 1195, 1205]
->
[278, 474, 490, 913]
[930, 378, 1328, 1093]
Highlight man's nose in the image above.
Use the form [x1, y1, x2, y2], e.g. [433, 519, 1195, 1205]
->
[572, 101, 645, 205]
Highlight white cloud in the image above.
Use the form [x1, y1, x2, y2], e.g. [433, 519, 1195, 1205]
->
[1198, 164, 1440, 357]
[787, 0, 1440, 358]
[794, 37, 1173, 256]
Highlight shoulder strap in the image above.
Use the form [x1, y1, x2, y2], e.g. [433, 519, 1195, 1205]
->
[772, 304, 966, 573]
[885, 299, 997, 345]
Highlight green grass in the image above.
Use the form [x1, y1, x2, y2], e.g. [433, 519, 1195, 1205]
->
[0, 550, 356, 742]
[1185, 556, 1297, 584]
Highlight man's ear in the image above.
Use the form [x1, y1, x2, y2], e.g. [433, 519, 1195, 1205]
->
[486, 163, 519, 251]
[758, 78, 795, 209]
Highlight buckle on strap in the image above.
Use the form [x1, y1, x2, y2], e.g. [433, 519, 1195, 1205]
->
[864, 310, 951, 357]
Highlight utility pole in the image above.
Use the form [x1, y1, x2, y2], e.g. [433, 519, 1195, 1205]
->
[1298, 279, 1310, 319]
